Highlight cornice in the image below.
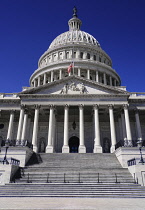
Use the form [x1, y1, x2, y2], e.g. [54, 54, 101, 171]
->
[19, 93, 129, 99]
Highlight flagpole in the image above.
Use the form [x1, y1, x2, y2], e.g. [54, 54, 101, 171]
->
[72, 42, 74, 75]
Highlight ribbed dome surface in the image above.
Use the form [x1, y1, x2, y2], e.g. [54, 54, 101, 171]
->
[49, 30, 101, 49]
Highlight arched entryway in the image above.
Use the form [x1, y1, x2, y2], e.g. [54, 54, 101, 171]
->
[103, 137, 111, 153]
[69, 136, 79, 153]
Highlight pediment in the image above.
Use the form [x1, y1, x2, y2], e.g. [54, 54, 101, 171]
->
[20, 76, 129, 96]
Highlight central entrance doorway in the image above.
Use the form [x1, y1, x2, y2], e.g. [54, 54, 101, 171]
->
[69, 136, 79, 153]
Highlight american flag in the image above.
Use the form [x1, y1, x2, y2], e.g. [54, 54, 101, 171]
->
[67, 62, 73, 73]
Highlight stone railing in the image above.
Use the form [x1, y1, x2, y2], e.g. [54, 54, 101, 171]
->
[127, 158, 136, 167]
[130, 92, 145, 97]
[0, 93, 19, 98]
[115, 139, 145, 150]
[10, 158, 20, 166]
[1, 140, 33, 149]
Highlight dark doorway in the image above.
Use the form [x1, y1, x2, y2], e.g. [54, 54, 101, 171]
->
[69, 136, 79, 153]
[103, 137, 111, 153]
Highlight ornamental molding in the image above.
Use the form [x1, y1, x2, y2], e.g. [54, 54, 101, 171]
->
[19, 93, 129, 99]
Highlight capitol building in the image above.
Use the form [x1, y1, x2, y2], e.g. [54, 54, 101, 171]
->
[0, 8, 145, 155]
[0, 8, 145, 196]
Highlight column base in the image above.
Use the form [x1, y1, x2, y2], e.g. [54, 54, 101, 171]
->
[110, 145, 115, 153]
[62, 145, 69, 153]
[46, 146, 54, 153]
[79, 145, 86, 153]
[93, 146, 102, 153]
[33, 145, 38, 153]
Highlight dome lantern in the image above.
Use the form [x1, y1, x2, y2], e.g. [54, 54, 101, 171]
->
[68, 7, 82, 31]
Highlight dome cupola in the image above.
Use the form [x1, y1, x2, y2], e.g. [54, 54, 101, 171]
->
[68, 6, 82, 31]
[29, 7, 121, 89]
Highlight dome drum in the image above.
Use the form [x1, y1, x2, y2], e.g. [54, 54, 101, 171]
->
[30, 66, 120, 88]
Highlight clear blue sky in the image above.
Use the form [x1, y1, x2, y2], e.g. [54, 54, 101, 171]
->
[0, 0, 145, 93]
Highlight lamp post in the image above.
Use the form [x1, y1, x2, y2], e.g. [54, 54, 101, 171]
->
[137, 139, 144, 164]
[2, 139, 9, 165]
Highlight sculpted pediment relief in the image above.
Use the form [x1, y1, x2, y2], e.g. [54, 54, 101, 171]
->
[60, 82, 88, 94]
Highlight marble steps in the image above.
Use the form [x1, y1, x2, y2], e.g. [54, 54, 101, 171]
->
[18, 153, 134, 184]
[18, 171, 133, 183]
[27, 153, 123, 169]
[0, 183, 145, 198]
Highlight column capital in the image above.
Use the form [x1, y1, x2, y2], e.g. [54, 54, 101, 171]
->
[123, 104, 129, 110]
[134, 108, 139, 114]
[93, 104, 99, 109]
[49, 104, 55, 109]
[64, 104, 69, 109]
[34, 104, 40, 110]
[79, 104, 84, 108]
[24, 109, 28, 114]
[108, 104, 114, 109]
[10, 110, 15, 114]
[20, 104, 25, 110]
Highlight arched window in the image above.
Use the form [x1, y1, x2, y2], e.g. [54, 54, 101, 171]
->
[66, 52, 69, 59]
[80, 52, 83, 59]
[73, 52, 76, 58]
[87, 53, 90, 59]
[59, 52, 63, 60]
[93, 55, 96, 61]
[99, 57, 101, 62]
[53, 54, 57, 61]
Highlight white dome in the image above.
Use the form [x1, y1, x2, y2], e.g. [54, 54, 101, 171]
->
[49, 30, 101, 49]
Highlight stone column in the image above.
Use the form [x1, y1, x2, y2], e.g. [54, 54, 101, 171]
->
[51, 71, 54, 82]
[118, 117, 123, 140]
[123, 105, 132, 145]
[38, 76, 40, 86]
[79, 105, 86, 153]
[135, 110, 142, 140]
[78, 68, 81, 77]
[16, 105, 25, 145]
[93, 105, 102, 153]
[103, 73, 107, 85]
[96, 71, 99, 82]
[43, 73, 46, 85]
[109, 105, 116, 153]
[21, 110, 28, 144]
[114, 79, 117, 86]
[32, 105, 40, 152]
[110, 76, 112, 86]
[26, 116, 31, 142]
[59, 69, 62, 80]
[34, 79, 36, 87]
[62, 105, 69, 153]
[87, 69, 90, 80]
[121, 112, 127, 140]
[7, 111, 15, 141]
[46, 105, 54, 153]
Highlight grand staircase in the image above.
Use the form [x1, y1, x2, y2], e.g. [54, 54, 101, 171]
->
[0, 153, 145, 197]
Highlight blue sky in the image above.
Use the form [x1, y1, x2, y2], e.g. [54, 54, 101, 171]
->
[0, 0, 145, 93]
